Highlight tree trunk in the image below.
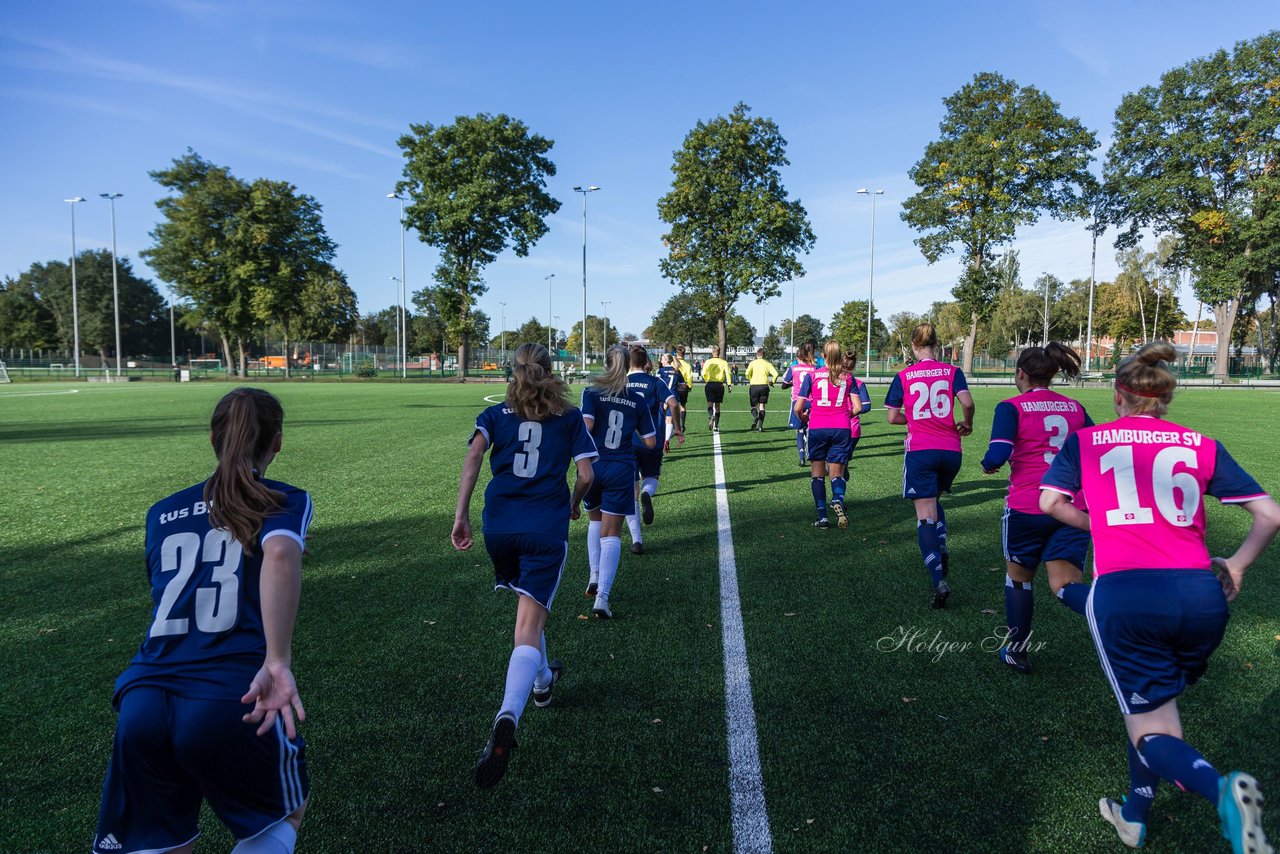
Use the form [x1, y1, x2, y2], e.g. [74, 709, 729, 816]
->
[1212, 297, 1239, 380]
[1269, 290, 1278, 374]
[962, 311, 978, 374]
[220, 334, 234, 380]
[717, 313, 727, 360]
[238, 339, 247, 378]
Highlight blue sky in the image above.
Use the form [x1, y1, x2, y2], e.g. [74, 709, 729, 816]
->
[1, 1, 1273, 341]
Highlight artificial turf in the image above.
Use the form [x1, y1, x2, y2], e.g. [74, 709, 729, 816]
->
[0, 380, 1276, 852]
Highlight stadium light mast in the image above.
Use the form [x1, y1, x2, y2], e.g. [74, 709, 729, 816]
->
[100, 193, 124, 376]
[857, 188, 884, 375]
[545, 273, 556, 354]
[390, 276, 402, 371]
[387, 193, 408, 378]
[600, 300, 611, 356]
[64, 197, 85, 377]
[1086, 215, 1099, 371]
[573, 185, 600, 368]
[499, 301, 507, 365]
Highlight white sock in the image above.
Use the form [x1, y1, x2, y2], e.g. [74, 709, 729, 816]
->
[598, 536, 622, 598]
[665, 422, 673, 442]
[232, 820, 297, 854]
[499, 645, 541, 724]
[587, 521, 602, 583]
[626, 513, 642, 543]
[641, 477, 658, 497]
[533, 632, 552, 689]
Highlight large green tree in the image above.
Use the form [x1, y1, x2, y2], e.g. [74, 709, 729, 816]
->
[397, 113, 559, 379]
[657, 102, 815, 355]
[648, 291, 754, 350]
[0, 275, 57, 351]
[776, 313, 825, 351]
[565, 315, 621, 361]
[295, 265, 359, 348]
[1103, 31, 1280, 378]
[828, 299, 888, 358]
[901, 72, 1098, 373]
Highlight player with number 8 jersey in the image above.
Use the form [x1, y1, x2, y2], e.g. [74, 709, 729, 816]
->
[1040, 342, 1280, 853]
[94, 388, 314, 854]
[884, 323, 975, 608]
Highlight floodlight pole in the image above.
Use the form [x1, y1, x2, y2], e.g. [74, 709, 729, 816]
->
[857, 188, 884, 374]
[388, 193, 409, 377]
[499, 301, 507, 364]
[390, 276, 401, 371]
[65, 197, 85, 377]
[169, 298, 176, 368]
[600, 301, 611, 355]
[545, 273, 556, 353]
[100, 193, 123, 376]
[573, 186, 600, 368]
[1086, 216, 1098, 371]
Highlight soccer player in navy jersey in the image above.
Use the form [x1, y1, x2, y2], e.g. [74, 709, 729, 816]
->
[581, 346, 658, 618]
[980, 343, 1093, 674]
[453, 343, 598, 789]
[656, 353, 679, 452]
[1041, 343, 1280, 852]
[93, 388, 313, 854]
[624, 346, 684, 553]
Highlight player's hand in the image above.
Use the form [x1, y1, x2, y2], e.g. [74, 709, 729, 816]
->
[956, 422, 973, 437]
[982, 465, 999, 476]
[451, 517, 472, 550]
[676, 430, 686, 446]
[302, 534, 314, 556]
[570, 503, 582, 521]
[1212, 556, 1243, 602]
[242, 661, 306, 738]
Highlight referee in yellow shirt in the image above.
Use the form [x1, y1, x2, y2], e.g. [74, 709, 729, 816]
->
[674, 345, 695, 433]
[745, 347, 779, 431]
[701, 346, 732, 432]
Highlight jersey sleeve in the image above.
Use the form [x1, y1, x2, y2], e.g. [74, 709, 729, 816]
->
[952, 369, 969, 393]
[260, 488, 314, 550]
[636, 405, 658, 439]
[567, 409, 599, 461]
[580, 388, 596, 423]
[471, 406, 495, 446]
[659, 381, 676, 404]
[797, 373, 813, 400]
[768, 363, 779, 383]
[857, 381, 871, 410]
[981, 401, 1019, 470]
[884, 375, 904, 408]
[1207, 441, 1268, 503]
[1082, 408, 1095, 428]
[1040, 433, 1082, 496]
[780, 366, 794, 387]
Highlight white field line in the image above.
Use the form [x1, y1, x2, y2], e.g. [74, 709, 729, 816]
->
[712, 428, 774, 854]
[0, 389, 82, 398]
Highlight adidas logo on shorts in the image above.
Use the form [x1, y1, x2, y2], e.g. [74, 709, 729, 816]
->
[1129, 692, 1148, 705]
[97, 834, 123, 850]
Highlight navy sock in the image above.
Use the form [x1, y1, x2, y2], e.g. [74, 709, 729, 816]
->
[831, 477, 847, 504]
[917, 520, 944, 586]
[810, 477, 827, 518]
[796, 430, 806, 461]
[1121, 741, 1160, 824]
[1137, 734, 1221, 803]
[1056, 582, 1089, 616]
[935, 502, 948, 553]
[1004, 575, 1034, 646]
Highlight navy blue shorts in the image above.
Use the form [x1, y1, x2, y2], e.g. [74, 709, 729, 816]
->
[1086, 570, 1229, 715]
[635, 445, 663, 479]
[789, 400, 809, 430]
[902, 449, 962, 499]
[95, 687, 307, 853]
[583, 458, 637, 516]
[484, 531, 568, 611]
[808, 427, 853, 465]
[1001, 508, 1090, 569]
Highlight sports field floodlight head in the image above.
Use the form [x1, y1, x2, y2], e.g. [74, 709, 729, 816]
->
[386, 192, 401, 199]
[572, 185, 601, 193]
[100, 192, 123, 200]
[65, 196, 85, 203]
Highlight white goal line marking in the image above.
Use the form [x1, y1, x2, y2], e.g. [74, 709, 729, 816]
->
[0, 389, 82, 398]
[712, 428, 774, 854]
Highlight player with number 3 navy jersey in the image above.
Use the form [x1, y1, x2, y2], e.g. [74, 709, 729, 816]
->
[1039, 343, 1280, 853]
[94, 388, 313, 854]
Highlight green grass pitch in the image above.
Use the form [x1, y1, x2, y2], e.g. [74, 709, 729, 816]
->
[1, 381, 1277, 852]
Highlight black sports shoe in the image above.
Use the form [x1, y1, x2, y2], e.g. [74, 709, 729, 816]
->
[930, 580, 951, 609]
[474, 713, 518, 789]
[998, 646, 1032, 674]
[532, 659, 564, 707]
[814, 517, 830, 529]
[640, 491, 654, 525]
[584, 581, 598, 598]
[941, 550, 950, 578]
[631, 541, 644, 555]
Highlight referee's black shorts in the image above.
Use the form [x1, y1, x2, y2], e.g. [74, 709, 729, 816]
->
[677, 385, 689, 406]
[704, 381, 725, 404]
[749, 384, 770, 407]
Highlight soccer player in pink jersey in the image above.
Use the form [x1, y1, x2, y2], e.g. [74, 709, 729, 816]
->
[779, 341, 819, 467]
[841, 350, 874, 459]
[795, 340, 863, 529]
[1040, 343, 1280, 852]
[980, 343, 1093, 673]
[884, 323, 975, 608]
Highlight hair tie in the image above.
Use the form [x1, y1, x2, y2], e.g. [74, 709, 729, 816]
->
[1116, 382, 1168, 399]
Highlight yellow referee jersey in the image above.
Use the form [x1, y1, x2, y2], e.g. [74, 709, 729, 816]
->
[745, 358, 778, 386]
[675, 358, 693, 388]
[701, 357, 731, 384]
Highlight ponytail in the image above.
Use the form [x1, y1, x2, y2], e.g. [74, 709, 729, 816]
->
[593, 345, 630, 396]
[629, 344, 651, 371]
[823, 339, 845, 387]
[1016, 342, 1082, 386]
[205, 388, 285, 552]
[1115, 341, 1177, 415]
[506, 342, 569, 420]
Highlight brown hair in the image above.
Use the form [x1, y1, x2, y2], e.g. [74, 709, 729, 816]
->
[796, 340, 815, 363]
[841, 349, 858, 373]
[629, 345, 651, 371]
[711, 346, 720, 357]
[1115, 341, 1177, 415]
[911, 323, 939, 351]
[506, 343, 570, 420]
[823, 340, 846, 387]
[593, 345, 630, 396]
[1017, 342, 1082, 386]
[205, 388, 286, 552]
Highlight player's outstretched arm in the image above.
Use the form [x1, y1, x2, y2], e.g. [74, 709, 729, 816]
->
[244, 535, 305, 738]
[452, 435, 487, 550]
[1039, 488, 1090, 532]
[884, 406, 907, 426]
[570, 458, 595, 520]
[1214, 497, 1280, 601]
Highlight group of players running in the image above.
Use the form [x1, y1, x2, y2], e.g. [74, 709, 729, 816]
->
[88, 324, 1279, 854]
